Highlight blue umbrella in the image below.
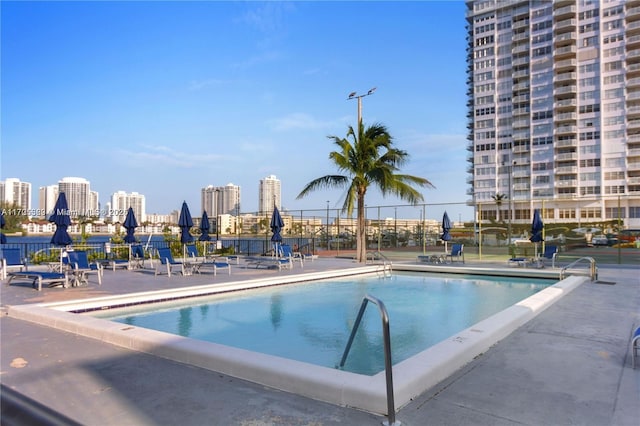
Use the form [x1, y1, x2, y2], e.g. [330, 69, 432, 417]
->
[0, 211, 6, 244]
[49, 192, 73, 247]
[178, 201, 194, 244]
[270, 206, 284, 256]
[441, 211, 452, 252]
[123, 207, 138, 244]
[530, 209, 544, 257]
[530, 209, 544, 243]
[199, 211, 211, 242]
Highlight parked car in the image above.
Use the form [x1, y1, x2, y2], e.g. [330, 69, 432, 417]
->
[592, 235, 609, 246]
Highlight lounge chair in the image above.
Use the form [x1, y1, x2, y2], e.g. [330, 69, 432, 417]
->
[1, 248, 27, 280]
[66, 250, 103, 286]
[6, 271, 69, 291]
[130, 244, 146, 269]
[245, 256, 292, 270]
[280, 244, 303, 268]
[155, 247, 190, 277]
[445, 244, 464, 264]
[192, 257, 231, 275]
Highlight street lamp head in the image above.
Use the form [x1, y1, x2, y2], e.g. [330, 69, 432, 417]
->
[348, 91, 357, 99]
[367, 87, 377, 95]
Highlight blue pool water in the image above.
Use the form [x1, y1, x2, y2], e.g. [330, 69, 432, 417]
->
[95, 272, 552, 375]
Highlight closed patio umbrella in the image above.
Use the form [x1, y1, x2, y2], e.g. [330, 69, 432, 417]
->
[199, 211, 211, 242]
[50, 192, 73, 247]
[530, 208, 544, 257]
[179, 201, 194, 259]
[441, 211, 452, 253]
[270, 206, 284, 257]
[123, 207, 138, 244]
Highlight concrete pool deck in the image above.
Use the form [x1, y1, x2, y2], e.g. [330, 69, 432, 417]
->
[1, 256, 639, 425]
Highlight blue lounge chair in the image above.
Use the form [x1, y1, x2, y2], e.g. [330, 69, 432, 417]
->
[67, 250, 102, 286]
[7, 271, 69, 291]
[280, 244, 303, 268]
[1, 248, 27, 280]
[130, 244, 146, 269]
[155, 247, 189, 277]
[445, 244, 464, 264]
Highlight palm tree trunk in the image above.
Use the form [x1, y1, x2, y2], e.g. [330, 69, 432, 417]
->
[356, 193, 366, 262]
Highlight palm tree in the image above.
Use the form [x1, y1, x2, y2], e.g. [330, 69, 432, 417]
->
[297, 122, 434, 262]
[491, 193, 507, 222]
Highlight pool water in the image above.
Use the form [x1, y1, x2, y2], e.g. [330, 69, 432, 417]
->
[95, 272, 552, 375]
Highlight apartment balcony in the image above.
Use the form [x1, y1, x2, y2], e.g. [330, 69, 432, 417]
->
[554, 98, 577, 110]
[513, 19, 530, 30]
[628, 49, 640, 60]
[628, 90, 640, 101]
[553, 45, 577, 59]
[627, 133, 640, 143]
[554, 85, 577, 96]
[513, 32, 530, 42]
[554, 31, 576, 46]
[513, 107, 530, 116]
[628, 118, 640, 130]
[555, 71, 577, 83]
[626, 6, 640, 21]
[513, 57, 530, 66]
[555, 112, 577, 122]
[628, 77, 640, 89]
[555, 180, 577, 188]
[628, 161, 640, 171]
[554, 18, 577, 32]
[513, 144, 530, 154]
[554, 125, 577, 136]
[512, 118, 529, 128]
[554, 58, 577, 71]
[555, 192, 578, 199]
[513, 94, 530, 103]
[513, 69, 529, 79]
[555, 152, 578, 161]
[628, 177, 640, 184]
[555, 166, 577, 175]
[512, 44, 529, 55]
[627, 34, 640, 47]
[627, 20, 640, 34]
[554, 4, 576, 19]
[512, 170, 530, 178]
[629, 148, 640, 158]
[513, 130, 530, 140]
[513, 183, 530, 191]
[555, 137, 577, 148]
[629, 104, 640, 119]
[628, 62, 640, 75]
[512, 82, 529, 91]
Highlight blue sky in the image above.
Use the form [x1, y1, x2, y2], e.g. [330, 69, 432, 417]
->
[2, 1, 470, 220]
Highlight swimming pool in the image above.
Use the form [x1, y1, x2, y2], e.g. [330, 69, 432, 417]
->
[7, 264, 588, 415]
[94, 272, 552, 375]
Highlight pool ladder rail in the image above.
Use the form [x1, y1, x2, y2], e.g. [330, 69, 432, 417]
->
[338, 294, 401, 426]
[367, 251, 393, 275]
[559, 256, 598, 281]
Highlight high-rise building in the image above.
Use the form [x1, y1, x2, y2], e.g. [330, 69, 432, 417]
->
[0, 178, 32, 214]
[58, 177, 98, 218]
[259, 175, 281, 215]
[110, 191, 146, 223]
[39, 185, 58, 218]
[466, 0, 639, 228]
[201, 183, 241, 217]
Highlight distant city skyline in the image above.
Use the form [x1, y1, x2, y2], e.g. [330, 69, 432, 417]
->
[2, 1, 471, 223]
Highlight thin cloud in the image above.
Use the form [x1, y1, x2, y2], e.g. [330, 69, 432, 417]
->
[187, 78, 226, 91]
[268, 113, 336, 131]
[118, 144, 225, 168]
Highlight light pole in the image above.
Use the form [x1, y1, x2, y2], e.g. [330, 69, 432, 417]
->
[348, 87, 377, 129]
[503, 159, 515, 246]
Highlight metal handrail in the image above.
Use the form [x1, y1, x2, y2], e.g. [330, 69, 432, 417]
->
[560, 256, 597, 281]
[367, 251, 393, 271]
[338, 295, 400, 426]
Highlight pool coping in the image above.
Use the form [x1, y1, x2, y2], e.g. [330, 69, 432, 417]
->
[5, 266, 588, 415]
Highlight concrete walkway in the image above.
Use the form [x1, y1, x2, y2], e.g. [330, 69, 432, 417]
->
[1, 257, 638, 425]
